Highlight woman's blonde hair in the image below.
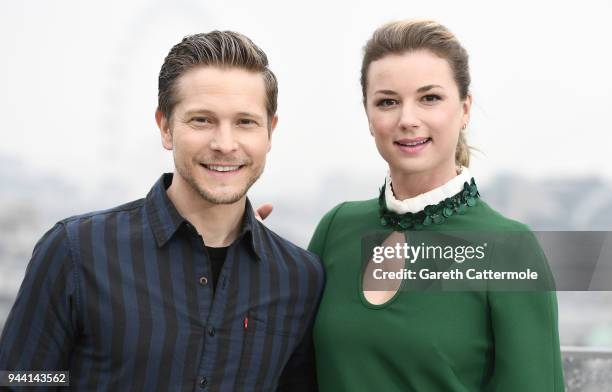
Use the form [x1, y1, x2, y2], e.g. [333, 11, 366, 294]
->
[361, 19, 472, 167]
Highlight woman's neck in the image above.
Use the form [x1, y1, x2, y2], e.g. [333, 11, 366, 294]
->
[389, 164, 459, 200]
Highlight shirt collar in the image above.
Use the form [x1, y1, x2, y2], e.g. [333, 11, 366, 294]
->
[145, 173, 264, 261]
[240, 198, 266, 262]
[146, 173, 185, 248]
[385, 166, 472, 214]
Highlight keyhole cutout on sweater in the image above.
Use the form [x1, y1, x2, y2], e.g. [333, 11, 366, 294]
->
[362, 231, 407, 306]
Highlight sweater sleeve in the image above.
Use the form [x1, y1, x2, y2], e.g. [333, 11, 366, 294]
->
[485, 231, 565, 391]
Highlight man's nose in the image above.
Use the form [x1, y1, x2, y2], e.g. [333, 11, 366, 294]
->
[210, 123, 239, 153]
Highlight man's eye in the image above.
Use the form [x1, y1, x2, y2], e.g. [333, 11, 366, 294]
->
[421, 94, 441, 103]
[238, 119, 257, 126]
[192, 117, 210, 124]
[375, 99, 398, 108]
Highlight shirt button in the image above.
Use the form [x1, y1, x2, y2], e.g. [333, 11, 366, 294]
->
[207, 326, 215, 337]
[199, 376, 208, 388]
[199, 276, 208, 286]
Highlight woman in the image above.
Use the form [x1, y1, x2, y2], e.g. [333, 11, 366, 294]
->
[307, 20, 565, 391]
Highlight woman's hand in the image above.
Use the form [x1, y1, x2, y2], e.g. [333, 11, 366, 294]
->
[255, 203, 273, 222]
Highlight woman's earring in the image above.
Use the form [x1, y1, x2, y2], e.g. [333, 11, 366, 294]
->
[461, 124, 467, 131]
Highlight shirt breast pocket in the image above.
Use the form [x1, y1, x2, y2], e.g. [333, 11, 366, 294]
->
[236, 311, 303, 388]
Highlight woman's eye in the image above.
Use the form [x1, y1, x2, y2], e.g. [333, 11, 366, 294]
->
[376, 99, 398, 108]
[421, 94, 441, 103]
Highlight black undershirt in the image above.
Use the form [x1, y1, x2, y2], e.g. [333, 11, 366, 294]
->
[205, 245, 229, 291]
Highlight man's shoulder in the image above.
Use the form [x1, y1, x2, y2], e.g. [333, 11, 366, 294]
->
[256, 221, 324, 277]
[58, 198, 146, 229]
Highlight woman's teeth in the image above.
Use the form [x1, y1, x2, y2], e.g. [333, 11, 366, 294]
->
[397, 138, 431, 146]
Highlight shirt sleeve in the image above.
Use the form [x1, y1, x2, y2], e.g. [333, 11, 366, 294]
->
[276, 320, 318, 392]
[0, 222, 78, 372]
[485, 231, 565, 391]
[275, 204, 346, 391]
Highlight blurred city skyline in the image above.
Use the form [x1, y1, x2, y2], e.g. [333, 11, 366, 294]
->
[1, 0, 611, 203]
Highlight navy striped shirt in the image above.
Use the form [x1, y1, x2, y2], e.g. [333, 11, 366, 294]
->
[0, 173, 324, 391]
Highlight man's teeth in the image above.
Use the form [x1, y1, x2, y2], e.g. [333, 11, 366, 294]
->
[205, 165, 241, 172]
[399, 138, 430, 146]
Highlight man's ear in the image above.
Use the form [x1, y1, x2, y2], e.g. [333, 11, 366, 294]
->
[267, 115, 278, 152]
[156, 108, 173, 150]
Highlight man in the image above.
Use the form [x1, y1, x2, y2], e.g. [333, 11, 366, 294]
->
[0, 31, 323, 391]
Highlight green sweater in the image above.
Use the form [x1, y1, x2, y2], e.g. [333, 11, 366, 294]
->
[308, 197, 565, 391]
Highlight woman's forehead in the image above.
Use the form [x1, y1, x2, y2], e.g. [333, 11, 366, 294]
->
[367, 51, 455, 92]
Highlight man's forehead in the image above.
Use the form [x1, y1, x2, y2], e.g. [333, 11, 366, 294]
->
[174, 66, 267, 112]
[177, 66, 265, 93]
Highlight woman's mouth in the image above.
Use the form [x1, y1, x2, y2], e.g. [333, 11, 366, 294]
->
[394, 137, 431, 153]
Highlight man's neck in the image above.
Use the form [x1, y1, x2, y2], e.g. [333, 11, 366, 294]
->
[166, 173, 246, 247]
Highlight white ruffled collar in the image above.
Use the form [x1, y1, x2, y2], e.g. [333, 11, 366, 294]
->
[385, 167, 472, 214]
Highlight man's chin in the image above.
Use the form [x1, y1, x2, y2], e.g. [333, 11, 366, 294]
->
[178, 165, 262, 205]
[196, 186, 248, 205]
[205, 195, 245, 205]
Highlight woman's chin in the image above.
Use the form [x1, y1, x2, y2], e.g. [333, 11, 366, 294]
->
[388, 160, 435, 176]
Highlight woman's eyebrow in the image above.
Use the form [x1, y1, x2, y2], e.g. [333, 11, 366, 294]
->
[374, 89, 398, 95]
[416, 84, 443, 93]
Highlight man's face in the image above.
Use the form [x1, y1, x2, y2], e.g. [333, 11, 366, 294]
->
[157, 66, 276, 204]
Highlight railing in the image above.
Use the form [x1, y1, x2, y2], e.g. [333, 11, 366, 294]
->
[0, 334, 607, 390]
[562, 346, 612, 391]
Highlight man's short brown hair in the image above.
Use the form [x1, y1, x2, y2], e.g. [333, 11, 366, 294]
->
[158, 31, 278, 126]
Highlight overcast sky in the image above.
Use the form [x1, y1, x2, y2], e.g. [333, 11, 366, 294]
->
[1, 0, 611, 204]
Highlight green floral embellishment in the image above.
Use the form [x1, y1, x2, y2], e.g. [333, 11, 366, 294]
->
[378, 177, 480, 231]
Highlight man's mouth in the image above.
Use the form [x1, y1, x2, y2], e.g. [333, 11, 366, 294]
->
[200, 164, 245, 173]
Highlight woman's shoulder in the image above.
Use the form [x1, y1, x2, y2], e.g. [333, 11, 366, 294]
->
[310, 198, 379, 238]
[308, 198, 379, 256]
[320, 198, 380, 223]
[467, 198, 532, 232]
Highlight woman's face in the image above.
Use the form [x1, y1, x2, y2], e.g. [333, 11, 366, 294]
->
[365, 50, 471, 179]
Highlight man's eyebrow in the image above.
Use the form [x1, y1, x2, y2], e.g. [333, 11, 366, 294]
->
[184, 109, 214, 117]
[182, 110, 264, 120]
[416, 84, 443, 93]
[237, 112, 264, 120]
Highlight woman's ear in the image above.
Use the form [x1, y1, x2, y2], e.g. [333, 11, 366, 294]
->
[365, 105, 374, 136]
[462, 93, 473, 126]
